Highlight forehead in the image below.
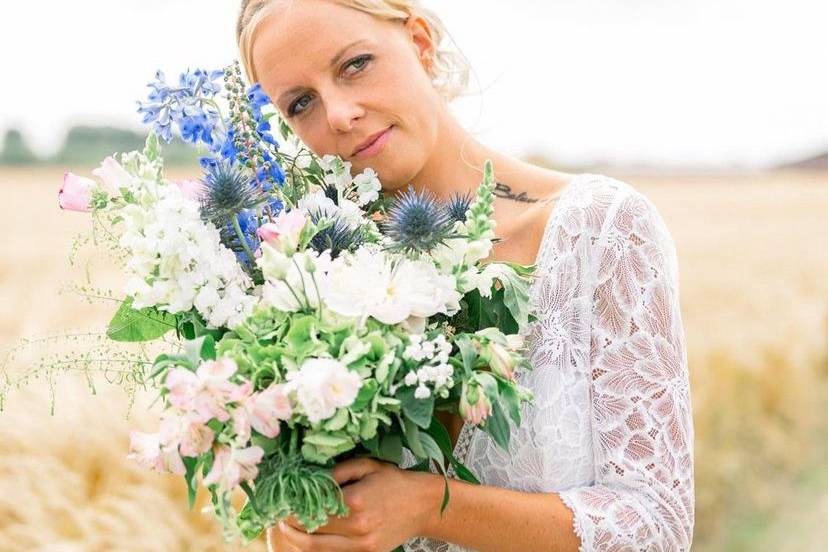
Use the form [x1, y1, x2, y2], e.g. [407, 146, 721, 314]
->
[252, 1, 394, 90]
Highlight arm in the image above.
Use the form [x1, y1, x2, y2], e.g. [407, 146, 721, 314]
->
[554, 187, 695, 550]
[419, 476, 581, 552]
[422, 189, 694, 551]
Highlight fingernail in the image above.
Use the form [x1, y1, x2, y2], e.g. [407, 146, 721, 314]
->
[278, 521, 286, 532]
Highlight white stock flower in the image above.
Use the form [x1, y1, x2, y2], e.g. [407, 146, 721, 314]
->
[353, 168, 381, 206]
[114, 165, 256, 328]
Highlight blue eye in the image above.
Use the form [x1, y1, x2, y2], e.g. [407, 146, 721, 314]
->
[344, 54, 372, 75]
[286, 54, 373, 118]
[288, 94, 312, 117]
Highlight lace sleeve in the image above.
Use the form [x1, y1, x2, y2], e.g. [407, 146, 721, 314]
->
[557, 186, 695, 550]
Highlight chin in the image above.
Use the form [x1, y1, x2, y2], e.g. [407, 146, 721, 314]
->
[359, 155, 424, 193]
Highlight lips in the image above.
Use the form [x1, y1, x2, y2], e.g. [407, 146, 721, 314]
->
[351, 126, 393, 157]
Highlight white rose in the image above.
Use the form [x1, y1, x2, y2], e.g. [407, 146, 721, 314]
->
[289, 358, 362, 424]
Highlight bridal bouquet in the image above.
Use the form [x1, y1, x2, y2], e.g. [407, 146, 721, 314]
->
[51, 62, 537, 543]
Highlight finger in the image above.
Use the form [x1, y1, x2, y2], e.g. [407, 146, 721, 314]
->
[266, 526, 301, 552]
[296, 509, 362, 536]
[278, 520, 358, 551]
[283, 515, 306, 532]
[332, 457, 382, 486]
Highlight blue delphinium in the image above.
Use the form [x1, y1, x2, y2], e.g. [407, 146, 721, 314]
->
[383, 186, 457, 254]
[137, 68, 225, 149]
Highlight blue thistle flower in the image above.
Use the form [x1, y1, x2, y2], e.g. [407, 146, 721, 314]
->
[306, 209, 365, 258]
[382, 186, 457, 254]
[446, 191, 474, 223]
[199, 161, 267, 227]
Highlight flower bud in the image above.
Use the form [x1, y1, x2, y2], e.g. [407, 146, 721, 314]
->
[258, 210, 307, 254]
[459, 381, 492, 425]
[58, 172, 95, 212]
[486, 342, 516, 381]
[258, 242, 291, 280]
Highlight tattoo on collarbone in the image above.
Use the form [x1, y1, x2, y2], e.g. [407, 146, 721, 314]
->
[494, 182, 540, 204]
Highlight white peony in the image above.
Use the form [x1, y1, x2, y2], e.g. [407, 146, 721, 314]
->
[322, 247, 461, 327]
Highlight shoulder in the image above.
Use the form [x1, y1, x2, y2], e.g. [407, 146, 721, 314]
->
[562, 173, 670, 242]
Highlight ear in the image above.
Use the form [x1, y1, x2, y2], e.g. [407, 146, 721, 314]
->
[404, 15, 436, 73]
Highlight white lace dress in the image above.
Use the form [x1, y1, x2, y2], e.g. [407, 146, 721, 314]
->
[401, 173, 695, 551]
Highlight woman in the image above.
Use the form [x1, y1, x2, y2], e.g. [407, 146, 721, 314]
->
[237, 1, 695, 551]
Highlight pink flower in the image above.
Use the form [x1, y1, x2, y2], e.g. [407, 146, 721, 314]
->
[459, 382, 492, 425]
[175, 179, 205, 202]
[203, 444, 265, 492]
[58, 172, 94, 212]
[127, 430, 186, 475]
[256, 222, 281, 243]
[486, 342, 516, 381]
[165, 358, 244, 424]
[176, 416, 216, 457]
[231, 383, 292, 443]
[92, 156, 131, 193]
[257, 209, 307, 253]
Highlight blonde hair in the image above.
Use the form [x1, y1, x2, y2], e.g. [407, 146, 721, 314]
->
[236, 0, 471, 102]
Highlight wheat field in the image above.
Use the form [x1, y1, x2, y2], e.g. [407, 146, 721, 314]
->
[1, 166, 826, 551]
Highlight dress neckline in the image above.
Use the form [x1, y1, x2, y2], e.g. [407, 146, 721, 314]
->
[447, 172, 589, 467]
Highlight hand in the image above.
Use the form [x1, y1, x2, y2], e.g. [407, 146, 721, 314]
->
[267, 457, 436, 552]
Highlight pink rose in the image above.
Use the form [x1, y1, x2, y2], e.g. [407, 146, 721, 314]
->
[58, 172, 95, 212]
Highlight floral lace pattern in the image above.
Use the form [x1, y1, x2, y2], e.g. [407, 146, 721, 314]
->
[402, 174, 694, 551]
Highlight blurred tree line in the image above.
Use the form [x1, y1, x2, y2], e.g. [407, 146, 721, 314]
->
[0, 126, 200, 166]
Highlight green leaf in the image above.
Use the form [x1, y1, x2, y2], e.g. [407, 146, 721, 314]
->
[323, 408, 349, 431]
[397, 385, 435, 429]
[143, 132, 161, 161]
[487, 263, 533, 333]
[402, 417, 427, 459]
[106, 298, 177, 342]
[182, 456, 200, 510]
[303, 431, 353, 448]
[451, 459, 481, 485]
[456, 335, 478, 376]
[425, 417, 482, 485]
[419, 432, 444, 468]
[351, 379, 378, 411]
[484, 394, 511, 450]
[184, 335, 215, 366]
[496, 376, 522, 426]
[377, 434, 403, 464]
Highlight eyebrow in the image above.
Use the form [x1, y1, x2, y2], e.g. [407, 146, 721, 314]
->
[276, 39, 370, 106]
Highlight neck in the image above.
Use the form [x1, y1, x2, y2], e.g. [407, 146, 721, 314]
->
[404, 106, 520, 200]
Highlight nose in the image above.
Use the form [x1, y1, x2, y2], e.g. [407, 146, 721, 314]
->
[324, 89, 365, 133]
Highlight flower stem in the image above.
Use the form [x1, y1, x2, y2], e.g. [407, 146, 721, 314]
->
[232, 215, 257, 263]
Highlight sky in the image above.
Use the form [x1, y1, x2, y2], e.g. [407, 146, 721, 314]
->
[0, 0, 826, 169]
